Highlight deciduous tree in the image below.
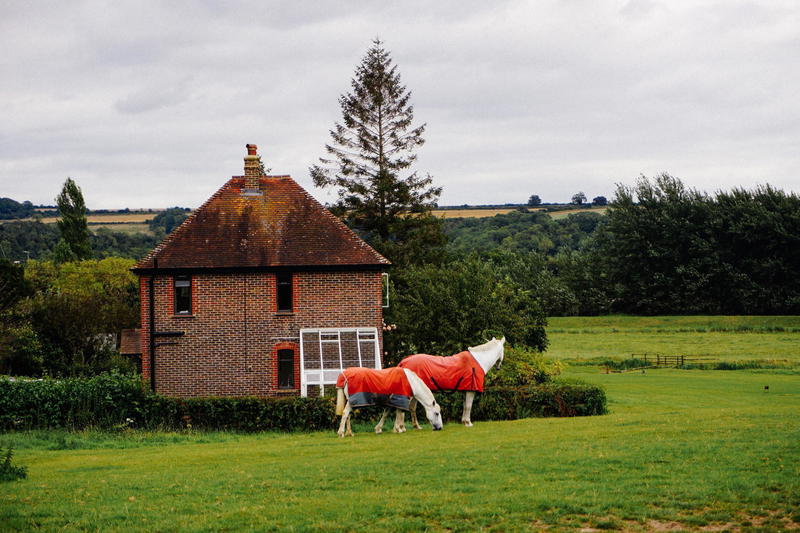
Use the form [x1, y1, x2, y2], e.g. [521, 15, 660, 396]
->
[571, 192, 587, 205]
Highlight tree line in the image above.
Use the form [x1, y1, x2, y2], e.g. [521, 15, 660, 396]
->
[592, 174, 800, 315]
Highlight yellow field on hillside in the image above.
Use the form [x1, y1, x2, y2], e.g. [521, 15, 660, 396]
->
[548, 206, 607, 219]
[433, 206, 607, 219]
[24, 213, 157, 224]
[89, 223, 152, 234]
[433, 208, 522, 218]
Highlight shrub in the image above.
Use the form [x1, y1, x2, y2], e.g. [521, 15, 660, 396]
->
[0, 446, 27, 482]
[177, 396, 336, 432]
[0, 373, 146, 430]
[435, 380, 607, 422]
[486, 345, 564, 386]
[0, 374, 337, 432]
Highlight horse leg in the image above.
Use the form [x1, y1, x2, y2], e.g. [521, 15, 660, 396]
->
[346, 414, 353, 437]
[393, 409, 406, 433]
[337, 402, 353, 437]
[409, 398, 422, 430]
[375, 409, 390, 434]
[462, 391, 475, 427]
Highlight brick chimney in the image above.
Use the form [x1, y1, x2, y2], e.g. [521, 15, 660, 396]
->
[243, 143, 263, 191]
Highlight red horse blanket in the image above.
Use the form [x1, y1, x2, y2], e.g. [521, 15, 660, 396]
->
[399, 351, 485, 393]
[336, 367, 414, 410]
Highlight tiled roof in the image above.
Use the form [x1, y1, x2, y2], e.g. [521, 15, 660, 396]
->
[134, 176, 389, 270]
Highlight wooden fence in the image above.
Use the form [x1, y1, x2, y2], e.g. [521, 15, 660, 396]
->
[605, 353, 718, 373]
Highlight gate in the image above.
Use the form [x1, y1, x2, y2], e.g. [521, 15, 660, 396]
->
[299, 327, 381, 397]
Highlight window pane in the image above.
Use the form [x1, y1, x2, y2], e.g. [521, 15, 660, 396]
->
[174, 276, 191, 314]
[277, 272, 292, 312]
[278, 349, 294, 388]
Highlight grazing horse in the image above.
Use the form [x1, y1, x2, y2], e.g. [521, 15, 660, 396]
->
[335, 367, 443, 437]
[398, 337, 506, 428]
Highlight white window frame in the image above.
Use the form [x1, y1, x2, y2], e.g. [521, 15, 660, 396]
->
[299, 327, 381, 397]
[382, 272, 390, 308]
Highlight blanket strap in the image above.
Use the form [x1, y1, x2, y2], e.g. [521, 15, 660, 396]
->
[430, 375, 464, 393]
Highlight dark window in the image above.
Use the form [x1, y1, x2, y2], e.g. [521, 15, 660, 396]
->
[174, 276, 191, 314]
[277, 349, 294, 388]
[276, 272, 292, 312]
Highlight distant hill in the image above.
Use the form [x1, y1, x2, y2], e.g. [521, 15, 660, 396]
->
[0, 198, 35, 220]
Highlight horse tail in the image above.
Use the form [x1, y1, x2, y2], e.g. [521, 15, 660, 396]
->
[335, 387, 345, 415]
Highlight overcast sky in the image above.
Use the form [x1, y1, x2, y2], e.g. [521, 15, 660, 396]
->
[1, 1, 798, 209]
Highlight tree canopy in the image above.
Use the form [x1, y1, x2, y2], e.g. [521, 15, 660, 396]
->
[55, 178, 91, 261]
[593, 174, 800, 314]
[310, 38, 445, 266]
[571, 192, 587, 205]
[0, 198, 35, 220]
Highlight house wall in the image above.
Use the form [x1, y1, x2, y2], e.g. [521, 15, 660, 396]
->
[139, 271, 383, 398]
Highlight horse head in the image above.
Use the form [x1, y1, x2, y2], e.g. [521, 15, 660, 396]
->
[422, 398, 443, 431]
[404, 368, 443, 430]
[496, 336, 506, 369]
[468, 336, 506, 372]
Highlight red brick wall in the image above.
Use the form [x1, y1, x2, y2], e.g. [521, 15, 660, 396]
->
[139, 271, 384, 398]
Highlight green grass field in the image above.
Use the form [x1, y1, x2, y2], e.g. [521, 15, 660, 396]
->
[1, 317, 799, 531]
[547, 316, 800, 364]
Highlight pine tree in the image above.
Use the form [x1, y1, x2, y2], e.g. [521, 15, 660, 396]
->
[55, 177, 92, 261]
[310, 39, 445, 266]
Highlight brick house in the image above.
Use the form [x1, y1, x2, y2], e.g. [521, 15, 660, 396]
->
[130, 145, 390, 398]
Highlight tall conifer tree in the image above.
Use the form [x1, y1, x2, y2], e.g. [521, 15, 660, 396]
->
[310, 39, 445, 266]
[55, 177, 92, 262]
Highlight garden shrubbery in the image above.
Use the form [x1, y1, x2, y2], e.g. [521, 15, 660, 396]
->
[436, 380, 607, 422]
[0, 372, 606, 432]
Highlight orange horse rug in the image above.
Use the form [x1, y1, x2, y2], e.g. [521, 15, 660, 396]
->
[398, 351, 486, 393]
[336, 367, 414, 410]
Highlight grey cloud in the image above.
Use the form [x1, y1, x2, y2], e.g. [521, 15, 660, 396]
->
[1, 1, 798, 208]
[115, 83, 189, 114]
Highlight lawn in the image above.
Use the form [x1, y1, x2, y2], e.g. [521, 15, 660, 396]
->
[2, 365, 798, 531]
[547, 315, 800, 364]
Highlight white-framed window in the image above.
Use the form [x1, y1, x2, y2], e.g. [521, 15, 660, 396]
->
[299, 327, 381, 397]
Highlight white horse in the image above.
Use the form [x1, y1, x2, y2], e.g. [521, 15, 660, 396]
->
[335, 367, 443, 437]
[398, 337, 506, 428]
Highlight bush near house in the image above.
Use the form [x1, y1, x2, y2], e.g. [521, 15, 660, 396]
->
[0, 373, 606, 432]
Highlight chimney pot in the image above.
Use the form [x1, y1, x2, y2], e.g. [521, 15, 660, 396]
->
[246, 144, 258, 156]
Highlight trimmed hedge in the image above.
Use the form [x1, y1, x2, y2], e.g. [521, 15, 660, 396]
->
[436, 380, 607, 421]
[0, 374, 606, 432]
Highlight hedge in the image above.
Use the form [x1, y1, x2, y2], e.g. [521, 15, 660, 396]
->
[434, 380, 607, 421]
[0, 374, 606, 432]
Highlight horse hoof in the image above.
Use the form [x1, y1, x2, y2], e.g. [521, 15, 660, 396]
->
[375, 428, 382, 434]
[463, 421, 473, 427]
